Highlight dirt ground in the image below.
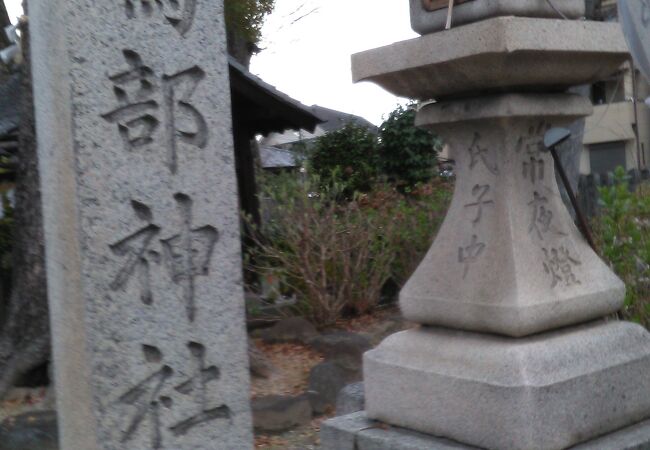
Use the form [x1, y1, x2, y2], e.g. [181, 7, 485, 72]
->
[252, 306, 409, 450]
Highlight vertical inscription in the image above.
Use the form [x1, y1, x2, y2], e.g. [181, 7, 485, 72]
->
[458, 133, 498, 278]
[97, 2, 242, 443]
[518, 122, 574, 286]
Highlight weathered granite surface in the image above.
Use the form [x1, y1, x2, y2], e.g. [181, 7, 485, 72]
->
[335, 382, 365, 416]
[352, 17, 628, 100]
[410, 0, 585, 35]
[401, 94, 624, 337]
[30, 0, 253, 449]
[362, 321, 650, 450]
[322, 411, 650, 450]
[344, 7, 650, 450]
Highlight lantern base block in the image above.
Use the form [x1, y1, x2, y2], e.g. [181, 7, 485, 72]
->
[354, 321, 650, 450]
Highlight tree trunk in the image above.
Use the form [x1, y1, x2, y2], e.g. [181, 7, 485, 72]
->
[0, 1, 50, 397]
[0, 0, 11, 48]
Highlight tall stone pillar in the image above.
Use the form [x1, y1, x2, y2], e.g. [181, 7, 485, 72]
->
[29, 0, 253, 448]
[323, 5, 650, 450]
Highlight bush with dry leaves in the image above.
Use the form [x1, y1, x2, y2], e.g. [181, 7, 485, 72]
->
[246, 174, 451, 326]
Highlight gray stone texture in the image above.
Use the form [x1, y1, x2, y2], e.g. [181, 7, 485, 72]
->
[308, 361, 362, 415]
[352, 17, 628, 100]
[0, 412, 59, 450]
[335, 382, 365, 416]
[321, 412, 481, 450]
[30, 0, 253, 449]
[249, 343, 275, 379]
[251, 395, 312, 432]
[402, 94, 624, 337]
[343, 7, 650, 450]
[364, 321, 650, 450]
[410, 0, 585, 35]
[322, 412, 650, 450]
[308, 331, 372, 367]
[258, 317, 319, 344]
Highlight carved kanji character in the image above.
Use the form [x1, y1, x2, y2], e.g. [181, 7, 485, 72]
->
[542, 246, 582, 288]
[103, 50, 207, 173]
[458, 235, 486, 279]
[528, 192, 553, 240]
[464, 184, 495, 225]
[118, 343, 229, 448]
[468, 133, 498, 175]
[102, 50, 160, 151]
[517, 122, 550, 184]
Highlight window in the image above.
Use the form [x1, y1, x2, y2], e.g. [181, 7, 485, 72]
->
[589, 141, 627, 175]
[591, 75, 625, 105]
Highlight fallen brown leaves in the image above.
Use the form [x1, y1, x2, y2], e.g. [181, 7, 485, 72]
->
[251, 340, 323, 398]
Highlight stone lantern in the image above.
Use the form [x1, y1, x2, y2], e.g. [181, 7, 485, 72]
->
[322, 2, 650, 449]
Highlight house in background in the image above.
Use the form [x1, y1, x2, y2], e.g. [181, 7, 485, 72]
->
[581, 61, 650, 175]
[259, 145, 302, 173]
[260, 104, 377, 151]
[581, 0, 650, 175]
[226, 58, 322, 225]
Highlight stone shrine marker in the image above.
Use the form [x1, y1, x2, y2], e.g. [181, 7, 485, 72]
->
[30, 1, 253, 449]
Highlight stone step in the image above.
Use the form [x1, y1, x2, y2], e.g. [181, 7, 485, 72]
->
[362, 321, 650, 450]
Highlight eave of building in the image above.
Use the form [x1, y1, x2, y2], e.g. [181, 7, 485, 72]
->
[229, 57, 323, 138]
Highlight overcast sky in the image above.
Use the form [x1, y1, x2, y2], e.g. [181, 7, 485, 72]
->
[5, 0, 416, 124]
[251, 0, 417, 124]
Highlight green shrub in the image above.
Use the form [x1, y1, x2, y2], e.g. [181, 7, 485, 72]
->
[246, 173, 452, 326]
[594, 167, 650, 326]
[378, 104, 441, 189]
[308, 123, 378, 196]
[359, 181, 452, 287]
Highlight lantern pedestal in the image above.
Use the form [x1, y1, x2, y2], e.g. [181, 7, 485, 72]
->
[322, 10, 650, 450]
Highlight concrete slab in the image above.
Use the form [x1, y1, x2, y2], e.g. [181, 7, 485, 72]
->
[322, 411, 650, 450]
[352, 17, 628, 100]
[410, 0, 585, 35]
[362, 321, 650, 450]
